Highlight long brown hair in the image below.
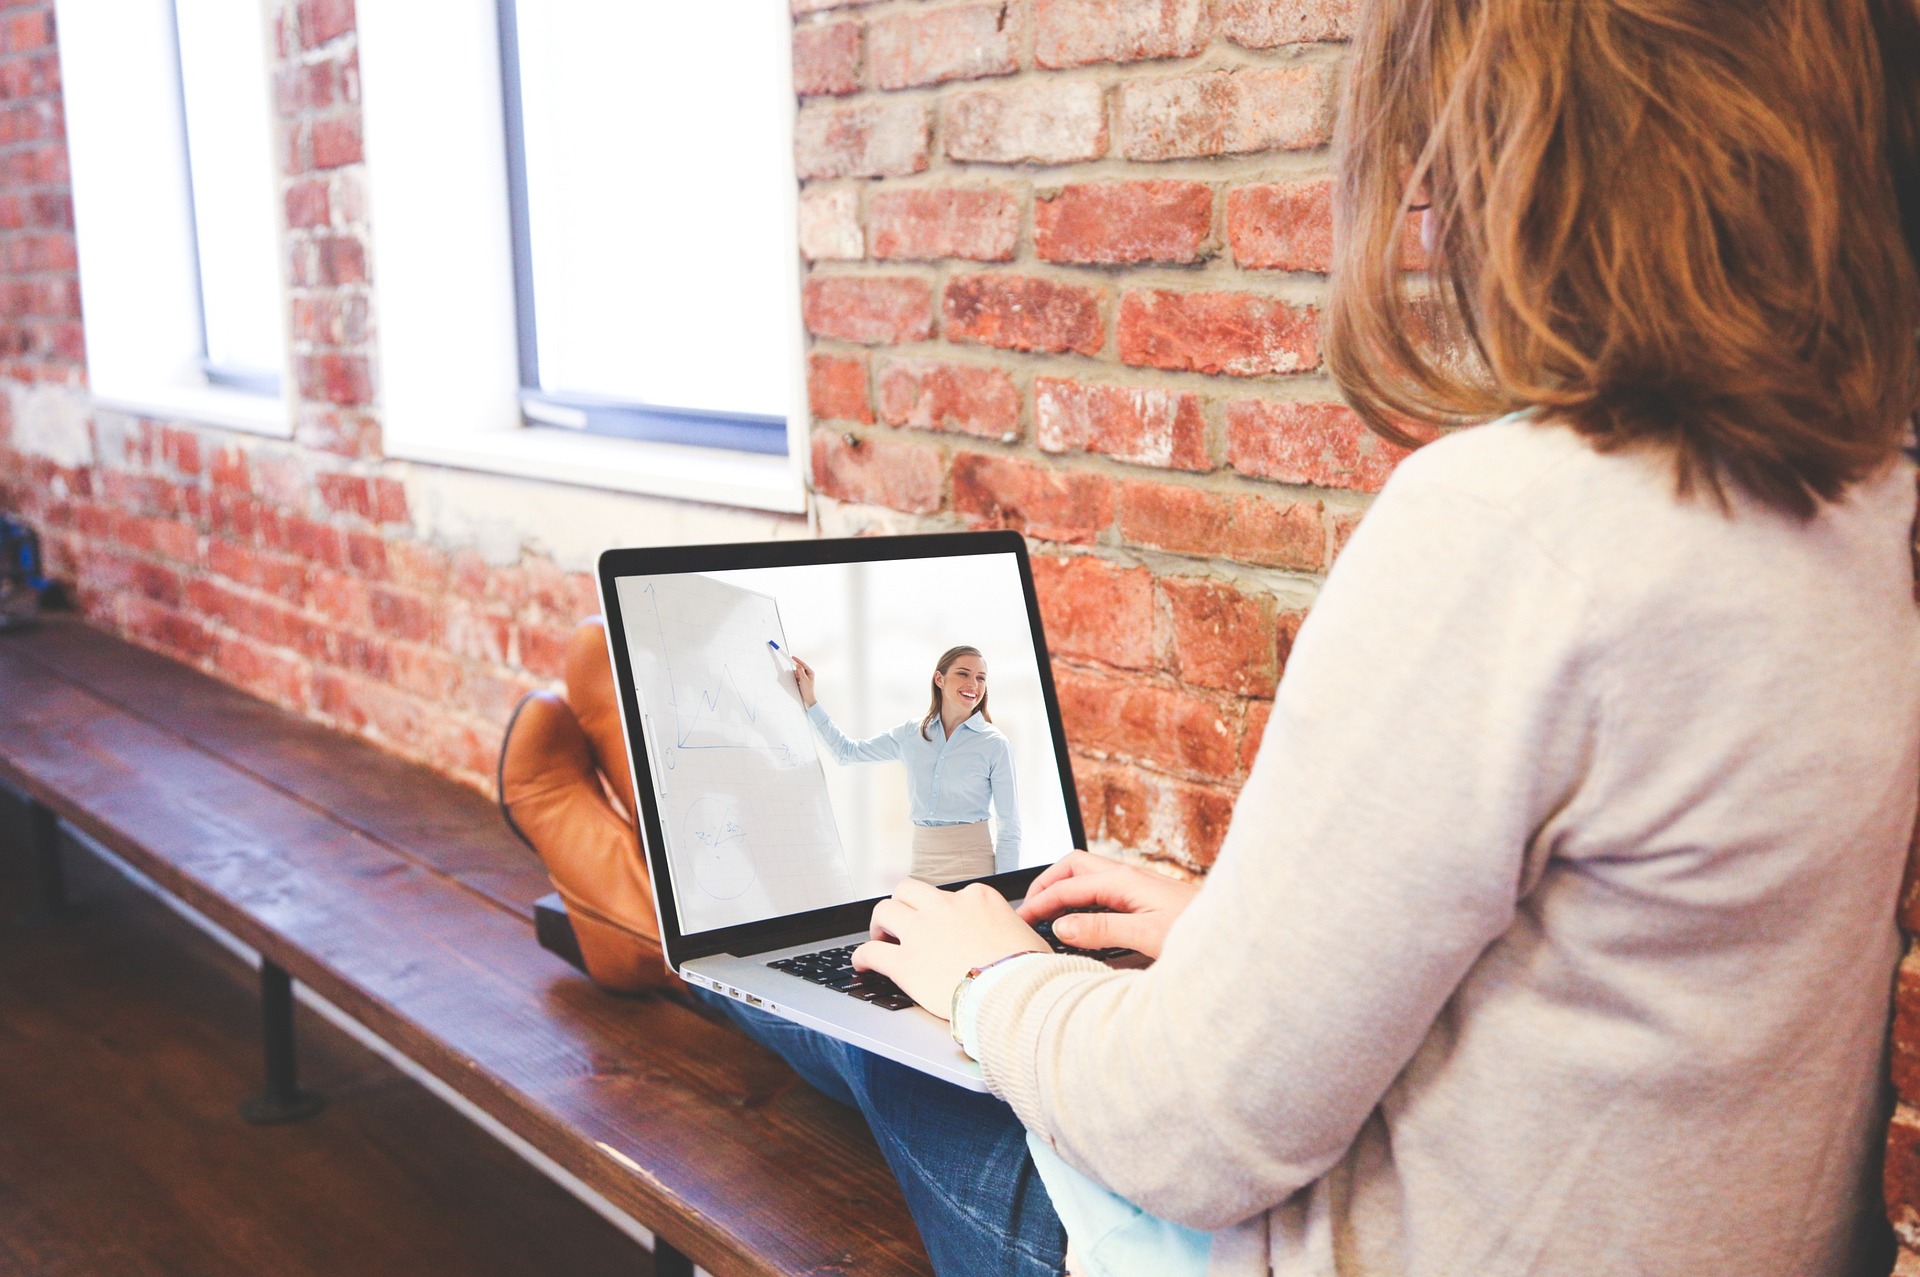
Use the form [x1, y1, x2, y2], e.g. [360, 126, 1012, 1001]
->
[920, 645, 990, 741]
[1326, 0, 1920, 517]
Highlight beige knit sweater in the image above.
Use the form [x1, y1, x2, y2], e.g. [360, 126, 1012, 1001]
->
[975, 418, 1920, 1276]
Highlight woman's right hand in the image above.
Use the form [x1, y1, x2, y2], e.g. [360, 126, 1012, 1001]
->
[791, 655, 817, 708]
[1016, 850, 1199, 960]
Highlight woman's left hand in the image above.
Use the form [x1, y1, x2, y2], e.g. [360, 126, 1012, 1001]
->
[852, 877, 1051, 1018]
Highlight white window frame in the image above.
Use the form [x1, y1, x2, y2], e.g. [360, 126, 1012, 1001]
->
[55, 0, 292, 437]
[355, 2, 809, 515]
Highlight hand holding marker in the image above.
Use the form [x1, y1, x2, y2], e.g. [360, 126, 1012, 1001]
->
[772, 641, 818, 707]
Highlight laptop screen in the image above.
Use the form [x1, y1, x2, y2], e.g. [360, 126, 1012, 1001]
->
[607, 542, 1079, 939]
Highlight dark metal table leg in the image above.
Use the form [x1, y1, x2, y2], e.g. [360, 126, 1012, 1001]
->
[652, 1239, 694, 1277]
[239, 960, 326, 1124]
[22, 799, 67, 922]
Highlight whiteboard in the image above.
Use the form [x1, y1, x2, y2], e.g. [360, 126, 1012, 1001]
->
[615, 573, 853, 934]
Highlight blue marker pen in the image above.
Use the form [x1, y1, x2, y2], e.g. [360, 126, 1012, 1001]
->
[768, 640, 794, 670]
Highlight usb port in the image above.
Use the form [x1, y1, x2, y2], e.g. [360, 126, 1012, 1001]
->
[744, 995, 765, 1007]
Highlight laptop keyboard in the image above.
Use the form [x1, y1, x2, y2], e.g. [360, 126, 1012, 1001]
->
[768, 944, 916, 1010]
[768, 917, 1134, 1012]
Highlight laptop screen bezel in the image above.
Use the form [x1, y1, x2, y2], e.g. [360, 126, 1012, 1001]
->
[597, 529, 1085, 964]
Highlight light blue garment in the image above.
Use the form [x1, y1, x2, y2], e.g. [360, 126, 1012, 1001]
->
[806, 703, 1021, 864]
[956, 956, 1213, 1277]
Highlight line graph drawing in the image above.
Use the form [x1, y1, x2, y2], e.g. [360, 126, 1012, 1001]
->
[616, 572, 853, 933]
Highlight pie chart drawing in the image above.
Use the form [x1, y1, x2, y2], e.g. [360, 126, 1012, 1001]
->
[687, 795, 756, 900]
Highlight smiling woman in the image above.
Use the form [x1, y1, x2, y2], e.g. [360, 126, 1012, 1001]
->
[793, 644, 1021, 884]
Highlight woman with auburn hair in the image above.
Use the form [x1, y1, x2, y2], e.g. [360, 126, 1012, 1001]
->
[690, 1, 1920, 1273]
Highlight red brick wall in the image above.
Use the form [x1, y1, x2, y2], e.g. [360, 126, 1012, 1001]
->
[798, 0, 1404, 872]
[0, 0, 1909, 1257]
[0, 0, 76, 386]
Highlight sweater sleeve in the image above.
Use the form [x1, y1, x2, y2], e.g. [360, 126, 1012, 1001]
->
[971, 466, 1599, 1230]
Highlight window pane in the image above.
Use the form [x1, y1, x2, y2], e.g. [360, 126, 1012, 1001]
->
[174, 0, 284, 387]
[513, 2, 795, 422]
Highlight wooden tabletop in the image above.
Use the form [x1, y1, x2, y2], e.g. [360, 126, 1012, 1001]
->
[0, 616, 931, 1277]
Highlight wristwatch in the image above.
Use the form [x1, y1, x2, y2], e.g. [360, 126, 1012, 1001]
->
[949, 951, 1041, 1047]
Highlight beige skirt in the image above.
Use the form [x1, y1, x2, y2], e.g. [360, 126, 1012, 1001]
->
[910, 821, 994, 885]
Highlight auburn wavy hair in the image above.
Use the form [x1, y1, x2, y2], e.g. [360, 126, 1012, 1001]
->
[1326, 0, 1920, 517]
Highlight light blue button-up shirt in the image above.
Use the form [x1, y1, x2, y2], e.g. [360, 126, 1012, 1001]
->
[806, 703, 1021, 865]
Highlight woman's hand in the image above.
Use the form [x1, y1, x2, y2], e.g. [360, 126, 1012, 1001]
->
[853, 878, 1050, 1018]
[791, 655, 817, 708]
[1016, 850, 1199, 960]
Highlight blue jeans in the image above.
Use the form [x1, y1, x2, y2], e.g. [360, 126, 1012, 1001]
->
[691, 987, 1067, 1277]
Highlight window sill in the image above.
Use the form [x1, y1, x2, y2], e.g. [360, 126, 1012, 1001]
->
[92, 382, 292, 438]
[386, 426, 809, 515]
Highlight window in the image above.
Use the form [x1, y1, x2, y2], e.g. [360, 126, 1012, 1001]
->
[173, 0, 286, 397]
[499, 1, 796, 455]
[56, 0, 289, 434]
[357, 2, 808, 511]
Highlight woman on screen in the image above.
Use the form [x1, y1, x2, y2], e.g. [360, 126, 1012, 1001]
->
[790, 645, 1019, 884]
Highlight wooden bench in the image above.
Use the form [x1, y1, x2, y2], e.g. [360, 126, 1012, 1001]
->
[0, 616, 931, 1277]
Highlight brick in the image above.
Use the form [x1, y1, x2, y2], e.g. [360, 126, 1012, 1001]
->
[1118, 480, 1324, 569]
[812, 430, 945, 514]
[944, 81, 1108, 165]
[1117, 65, 1335, 161]
[803, 275, 934, 344]
[516, 620, 575, 680]
[446, 600, 512, 665]
[878, 358, 1019, 438]
[1118, 289, 1318, 376]
[5, 11, 54, 52]
[213, 634, 312, 708]
[294, 407, 381, 458]
[291, 294, 371, 345]
[285, 178, 330, 229]
[1216, 0, 1353, 46]
[792, 0, 884, 12]
[299, 0, 355, 47]
[1056, 667, 1241, 779]
[209, 445, 250, 493]
[809, 353, 874, 424]
[1030, 553, 1155, 669]
[798, 186, 864, 260]
[1240, 695, 1272, 773]
[1035, 180, 1212, 266]
[1072, 758, 1232, 864]
[793, 20, 861, 96]
[297, 352, 374, 405]
[1226, 399, 1409, 492]
[1074, 757, 1146, 848]
[1036, 376, 1209, 470]
[1228, 179, 1332, 272]
[313, 234, 367, 285]
[310, 115, 362, 169]
[346, 530, 386, 576]
[795, 98, 931, 179]
[314, 669, 431, 746]
[868, 3, 1017, 89]
[869, 186, 1019, 262]
[316, 472, 407, 523]
[208, 533, 309, 599]
[1896, 952, 1920, 1105]
[1035, 0, 1209, 68]
[1891, 1103, 1920, 1245]
[158, 428, 201, 477]
[1162, 577, 1279, 695]
[951, 452, 1113, 543]
[944, 274, 1104, 356]
[119, 597, 215, 663]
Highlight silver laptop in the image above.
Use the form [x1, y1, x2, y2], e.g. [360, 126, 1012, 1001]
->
[597, 530, 1114, 1090]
